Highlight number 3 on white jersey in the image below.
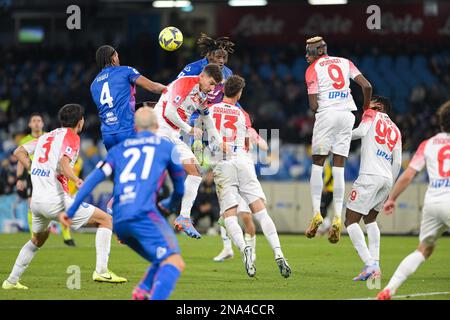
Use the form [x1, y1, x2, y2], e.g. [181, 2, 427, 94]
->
[120, 146, 155, 183]
[100, 82, 114, 108]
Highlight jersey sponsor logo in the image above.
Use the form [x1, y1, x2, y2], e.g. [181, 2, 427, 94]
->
[429, 178, 450, 188]
[105, 112, 118, 124]
[376, 149, 393, 163]
[156, 247, 167, 259]
[119, 185, 136, 203]
[31, 168, 51, 177]
[328, 90, 349, 99]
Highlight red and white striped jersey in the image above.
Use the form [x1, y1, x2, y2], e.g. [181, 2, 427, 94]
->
[305, 55, 361, 112]
[409, 132, 450, 204]
[352, 109, 402, 180]
[23, 128, 80, 203]
[210, 102, 251, 154]
[155, 76, 208, 133]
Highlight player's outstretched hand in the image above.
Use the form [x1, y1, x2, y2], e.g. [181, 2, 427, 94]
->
[383, 199, 396, 215]
[16, 179, 25, 192]
[59, 212, 73, 228]
[190, 127, 203, 139]
[75, 178, 84, 189]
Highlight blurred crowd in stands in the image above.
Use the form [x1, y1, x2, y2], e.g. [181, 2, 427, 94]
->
[1, 41, 449, 195]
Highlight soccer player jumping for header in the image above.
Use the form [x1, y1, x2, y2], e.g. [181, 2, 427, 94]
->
[304, 36, 372, 243]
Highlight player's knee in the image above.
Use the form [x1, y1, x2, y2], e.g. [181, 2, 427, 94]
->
[344, 218, 357, 228]
[164, 254, 185, 272]
[95, 210, 112, 229]
[418, 243, 434, 259]
[312, 155, 326, 166]
[32, 232, 49, 247]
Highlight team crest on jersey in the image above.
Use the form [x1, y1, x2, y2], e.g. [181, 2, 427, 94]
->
[156, 247, 167, 259]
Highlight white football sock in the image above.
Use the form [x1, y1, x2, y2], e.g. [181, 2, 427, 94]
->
[7, 240, 39, 284]
[180, 175, 203, 218]
[95, 227, 112, 274]
[332, 167, 345, 219]
[245, 233, 256, 254]
[366, 222, 380, 266]
[310, 164, 324, 215]
[347, 223, 374, 266]
[220, 226, 232, 251]
[386, 250, 425, 295]
[253, 209, 283, 258]
[224, 216, 246, 252]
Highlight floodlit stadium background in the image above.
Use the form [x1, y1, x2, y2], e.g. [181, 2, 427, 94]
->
[0, 0, 449, 234]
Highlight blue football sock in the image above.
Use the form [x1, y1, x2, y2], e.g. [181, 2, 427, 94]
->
[138, 264, 159, 291]
[149, 263, 181, 300]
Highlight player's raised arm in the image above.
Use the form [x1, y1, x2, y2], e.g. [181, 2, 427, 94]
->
[353, 73, 372, 111]
[135, 75, 166, 94]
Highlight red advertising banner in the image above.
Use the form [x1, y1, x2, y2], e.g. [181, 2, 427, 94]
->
[216, 3, 450, 44]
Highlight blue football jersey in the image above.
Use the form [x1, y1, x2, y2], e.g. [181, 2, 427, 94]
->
[103, 131, 185, 224]
[90, 66, 141, 135]
[177, 57, 233, 81]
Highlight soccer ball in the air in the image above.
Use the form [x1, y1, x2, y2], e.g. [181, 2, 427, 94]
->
[159, 26, 183, 51]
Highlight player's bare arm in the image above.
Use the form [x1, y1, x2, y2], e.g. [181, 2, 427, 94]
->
[60, 155, 83, 188]
[249, 128, 269, 151]
[353, 74, 372, 110]
[383, 167, 417, 214]
[308, 94, 319, 113]
[13, 146, 32, 171]
[135, 75, 166, 94]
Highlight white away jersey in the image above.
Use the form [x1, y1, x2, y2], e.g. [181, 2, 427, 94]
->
[409, 132, 450, 205]
[353, 109, 402, 180]
[210, 101, 251, 156]
[155, 76, 208, 134]
[23, 128, 80, 203]
[305, 55, 361, 112]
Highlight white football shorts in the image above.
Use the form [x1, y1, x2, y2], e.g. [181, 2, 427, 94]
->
[213, 156, 266, 215]
[346, 174, 392, 215]
[30, 194, 95, 233]
[312, 109, 355, 157]
[419, 202, 450, 246]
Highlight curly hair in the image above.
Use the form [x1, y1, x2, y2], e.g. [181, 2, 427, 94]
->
[197, 33, 235, 57]
[438, 100, 450, 132]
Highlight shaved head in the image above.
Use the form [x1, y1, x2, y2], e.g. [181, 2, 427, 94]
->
[135, 106, 158, 132]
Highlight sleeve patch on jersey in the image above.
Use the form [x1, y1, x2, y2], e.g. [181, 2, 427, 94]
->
[174, 95, 182, 104]
[65, 146, 73, 155]
[96, 161, 113, 177]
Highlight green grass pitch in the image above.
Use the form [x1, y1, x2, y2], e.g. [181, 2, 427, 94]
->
[1, 233, 449, 300]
